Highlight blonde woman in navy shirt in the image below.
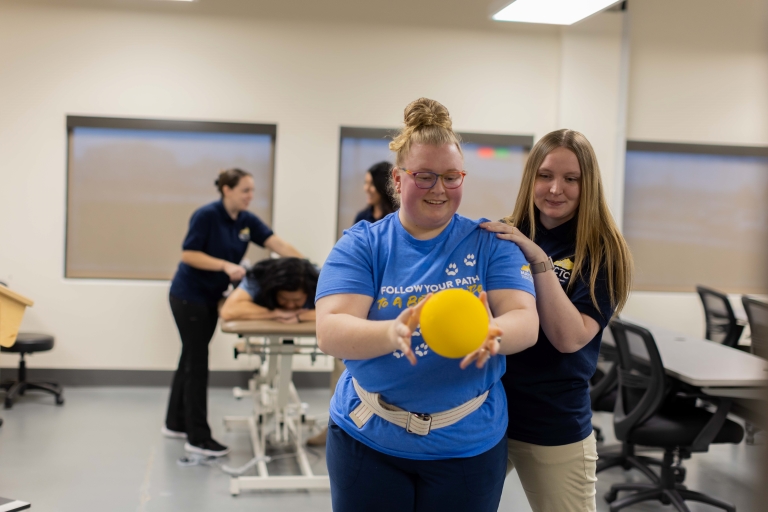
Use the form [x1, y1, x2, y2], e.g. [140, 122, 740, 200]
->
[164, 168, 303, 457]
[482, 129, 633, 511]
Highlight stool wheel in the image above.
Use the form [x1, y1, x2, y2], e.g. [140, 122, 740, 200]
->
[56, 396, 65, 406]
[605, 490, 618, 503]
[4, 397, 13, 410]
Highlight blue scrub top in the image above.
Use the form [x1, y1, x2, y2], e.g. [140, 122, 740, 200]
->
[169, 200, 273, 305]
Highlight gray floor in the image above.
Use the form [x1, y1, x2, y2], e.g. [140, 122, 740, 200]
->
[0, 386, 763, 511]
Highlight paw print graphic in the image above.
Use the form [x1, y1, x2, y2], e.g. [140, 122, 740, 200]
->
[415, 343, 429, 357]
[392, 350, 404, 359]
[413, 328, 422, 337]
[464, 254, 476, 266]
[445, 262, 459, 276]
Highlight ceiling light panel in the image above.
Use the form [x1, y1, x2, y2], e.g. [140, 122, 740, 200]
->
[493, 0, 620, 25]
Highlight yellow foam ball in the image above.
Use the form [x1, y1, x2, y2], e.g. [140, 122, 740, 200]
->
[419, 289, 489, 359]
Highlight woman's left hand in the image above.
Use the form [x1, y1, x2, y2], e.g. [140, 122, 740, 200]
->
[480, 221, 547, 264]
[460, 291, 504, 370]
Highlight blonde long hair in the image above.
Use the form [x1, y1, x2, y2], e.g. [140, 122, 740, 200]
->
[503, 129, 633, 314]
[387, 98, 462, 205]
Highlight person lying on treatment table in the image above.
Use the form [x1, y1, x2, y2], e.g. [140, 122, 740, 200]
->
[220, 257, 318, 324]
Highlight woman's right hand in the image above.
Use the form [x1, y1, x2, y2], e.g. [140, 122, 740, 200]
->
[479, 221, 547, 264]
[387, 295, 431, 366]
[222, 261, 246, 281]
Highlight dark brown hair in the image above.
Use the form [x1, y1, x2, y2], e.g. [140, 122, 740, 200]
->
[367, 161, 396, 215]
[215, 168, 251, 197]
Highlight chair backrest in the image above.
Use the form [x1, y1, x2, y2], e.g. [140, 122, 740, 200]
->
[742, 296, 768, 359]
[609, 319, 667, 441]
[696, 285, 741, 347]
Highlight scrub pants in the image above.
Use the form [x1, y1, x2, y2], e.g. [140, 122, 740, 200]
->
[326, 419, 507, 512]
[165, 295, 219, 445]
[506, 432, 598, 512]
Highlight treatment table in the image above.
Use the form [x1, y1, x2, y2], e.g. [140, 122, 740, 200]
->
[220, 319, 330, 494]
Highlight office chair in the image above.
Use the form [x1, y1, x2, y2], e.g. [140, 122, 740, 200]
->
[696, 285, 746, 349]
[604, 319, 744, 512]
[741, 296, 768, 359]
[592, 328, 663, 479]
[1, 333, 64, 409]
[590, 363, 616, 443]
[740, 296, 768, 443]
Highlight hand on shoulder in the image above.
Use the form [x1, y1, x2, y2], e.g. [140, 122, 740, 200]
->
[479, 222, 546, 263]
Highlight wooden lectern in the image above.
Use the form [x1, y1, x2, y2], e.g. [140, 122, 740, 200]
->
[0, 285, 34, 348]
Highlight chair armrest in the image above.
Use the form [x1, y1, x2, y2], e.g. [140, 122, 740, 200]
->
[690, 397, 732, 452]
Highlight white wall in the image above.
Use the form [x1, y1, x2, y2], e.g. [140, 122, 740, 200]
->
[1, 0, 763, 370]
[621, 0, 768, 335]
[0, 3, 567, 370]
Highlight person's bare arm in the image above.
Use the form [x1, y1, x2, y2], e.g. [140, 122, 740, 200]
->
[264, 235, 304, 258]
[487, 289, 539, 355]
[481, 221, 600, 353]
[297, 309, 316, 322]
[460, 290, 539, 369]
[316, 294, 426, 365]
[181, 250, 245, 281]
[220, 288, 282, 321]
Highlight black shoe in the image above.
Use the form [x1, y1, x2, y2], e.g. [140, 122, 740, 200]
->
[184, 439, 230, 457]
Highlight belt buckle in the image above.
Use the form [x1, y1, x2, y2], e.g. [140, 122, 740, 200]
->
[405, 412, 432, 435]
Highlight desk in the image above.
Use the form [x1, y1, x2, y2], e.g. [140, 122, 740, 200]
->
[606, 316, 768, 434]
[220, 320, 329, 494]
[0, 497, 30, 512]
[606, 316, 768, 392]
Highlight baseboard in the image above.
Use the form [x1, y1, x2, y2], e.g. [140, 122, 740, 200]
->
[0, 368, 330, 389]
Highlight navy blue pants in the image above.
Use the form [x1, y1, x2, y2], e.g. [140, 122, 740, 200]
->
[326, 419, 507, 512]
[165, 295, 219, 444]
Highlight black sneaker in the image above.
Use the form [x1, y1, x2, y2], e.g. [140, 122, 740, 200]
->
[184, 439, 230, 457]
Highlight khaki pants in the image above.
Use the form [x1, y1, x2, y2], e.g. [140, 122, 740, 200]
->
[506, 432, 598, 512]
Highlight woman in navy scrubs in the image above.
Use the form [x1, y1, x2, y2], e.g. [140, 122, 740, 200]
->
[482, 130, 633, 511]
[164, 168, 303, 457]
[353, 161, 397, 224]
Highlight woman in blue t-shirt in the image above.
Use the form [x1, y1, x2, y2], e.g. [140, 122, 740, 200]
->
[315, 98, 539, 512]
[482, 129, 633, 512]
[164, 169, 303, 457]
[220, 257, 318, 323]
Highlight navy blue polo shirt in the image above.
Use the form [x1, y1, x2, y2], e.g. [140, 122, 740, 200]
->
[353, 206, 378, 224]
[503, 214, 614, 446]
[169, 201, 273, 305]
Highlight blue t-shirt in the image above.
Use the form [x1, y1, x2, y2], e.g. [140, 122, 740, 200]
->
[316, 213, 535, 460]
[238, 274, 315, 309]
[169, 201, 274, 305]
[503, 215, 615, 446]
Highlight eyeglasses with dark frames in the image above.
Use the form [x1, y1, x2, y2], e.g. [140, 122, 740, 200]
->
[398, 168, 466, 189]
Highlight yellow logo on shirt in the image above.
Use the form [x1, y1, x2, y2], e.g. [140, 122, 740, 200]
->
[520, 264, 532, 282]
[238, 227, 250, 242]
[554, 257, 574, 283]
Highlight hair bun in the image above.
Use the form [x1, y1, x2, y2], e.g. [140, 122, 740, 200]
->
[403, 97, 452, 130]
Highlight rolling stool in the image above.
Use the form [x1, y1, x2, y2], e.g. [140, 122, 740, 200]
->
[1, 333, 63, 409]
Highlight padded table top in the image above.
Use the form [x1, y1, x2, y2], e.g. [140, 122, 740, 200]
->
[221, 319, 317, 336]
